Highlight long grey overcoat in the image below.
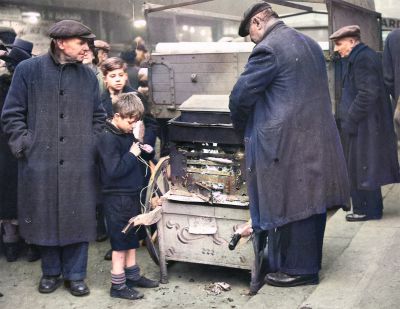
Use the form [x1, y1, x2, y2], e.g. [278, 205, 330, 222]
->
[339, 43, 400, 190]
[229, 22, 350, 231]
[1, 52, 106, 246]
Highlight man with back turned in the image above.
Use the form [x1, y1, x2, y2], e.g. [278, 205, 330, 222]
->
[229, 2, 350, 292]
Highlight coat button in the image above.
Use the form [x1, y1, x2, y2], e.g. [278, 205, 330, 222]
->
[244, 137, 250, 143]
[60, 113, 65, 119]
[59, 90, 64, 95]
[247, 167, 252, 173]
[59, 137, 64, 142]
[25, 217, 31, 224]
[59, 160, 64, 165]
[362, 166, 368, 170]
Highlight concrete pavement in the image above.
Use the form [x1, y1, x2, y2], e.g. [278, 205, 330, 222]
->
[1, 184, 400, 308]
[248, 184, 400, 309]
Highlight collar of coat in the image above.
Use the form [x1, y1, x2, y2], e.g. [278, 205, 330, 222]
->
[259, 20, 285, 43]
[105, 120, 125, 135]
[105, 120, 138, 142]
[348, 43, 368, 63]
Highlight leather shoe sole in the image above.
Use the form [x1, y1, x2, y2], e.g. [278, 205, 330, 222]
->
[110, 286, 144, 300]
[265, 272, 319, 287]
[346, 213, 382, 222]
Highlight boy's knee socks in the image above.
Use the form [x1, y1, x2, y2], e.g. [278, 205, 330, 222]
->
[125, 265, 141, 281]
[111, 272, 126, 290]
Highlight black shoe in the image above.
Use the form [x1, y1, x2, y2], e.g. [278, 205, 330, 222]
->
[38, 276, 62, 293]
[96, 234, 108, 242]
[4, 242, 20, 262]
[26, 245, 40, 262]
[265, 272, 319, 287]
[65, 280, 90, 296]
[110, 285, 144, 300]
[345, 213, 381, 222]
[104, 249, 112, 261]
[126, 276, 159, 288]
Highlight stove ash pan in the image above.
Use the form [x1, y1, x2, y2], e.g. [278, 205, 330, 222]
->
[168, 95, 243, 145]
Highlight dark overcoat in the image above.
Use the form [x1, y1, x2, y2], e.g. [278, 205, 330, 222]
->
[0, 73, 18, 219]
[339, 43, 400, 190]
[229, 21, 350, 231]
[383, 29, 400, 104]
[1, 52, 106, 246]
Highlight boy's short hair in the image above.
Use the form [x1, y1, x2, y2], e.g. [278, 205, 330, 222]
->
[101, 56, 127, 76]
[113, 92, 144, 119]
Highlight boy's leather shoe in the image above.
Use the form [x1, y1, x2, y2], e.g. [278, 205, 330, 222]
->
[104, 249, 112, 261]
[265, 272, 319, 287]
[126, 276, 159, 288]
[96, 234, 108, 242]
[110, 286, 144, 300]
[38, 276, 62, 293]
[65, 280, 90, 296]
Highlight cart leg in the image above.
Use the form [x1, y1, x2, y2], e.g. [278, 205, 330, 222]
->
[157, 220, 169, 284]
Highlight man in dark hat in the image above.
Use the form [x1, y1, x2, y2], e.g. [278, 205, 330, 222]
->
[330, 25, 399, 222]
[0, 27, 16, 45]
[1, 20, 106, 296]
[229, 2, 350, 292]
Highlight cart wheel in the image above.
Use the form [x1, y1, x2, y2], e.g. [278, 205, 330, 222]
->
[144, 156, 170, 265]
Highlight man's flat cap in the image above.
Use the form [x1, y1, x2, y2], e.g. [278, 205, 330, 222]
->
[238, 2, 272, 37]
[48, 20, 96, 39]
[329, 25, 361, 40]
[94, 40, 110, 52]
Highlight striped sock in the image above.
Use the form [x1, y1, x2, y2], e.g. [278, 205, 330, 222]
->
[125, 265, 141, 281]
[111, 272, 126, 290]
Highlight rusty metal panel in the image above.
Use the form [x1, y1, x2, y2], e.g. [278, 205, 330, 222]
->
[149, 51, 251, 118]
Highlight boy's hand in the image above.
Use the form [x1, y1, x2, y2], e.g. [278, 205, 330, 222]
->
[139, 143, 153, 153]
[130, 142, 142, 157]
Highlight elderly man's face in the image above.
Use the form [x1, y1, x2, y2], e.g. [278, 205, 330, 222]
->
[333, 37, 358, 58]
[82, 49, 94, 65]
[56, 38, 89, 62]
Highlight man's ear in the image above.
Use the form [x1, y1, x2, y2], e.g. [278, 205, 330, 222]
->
[254, 17, 261, 29]
[55, 39, 65, 50]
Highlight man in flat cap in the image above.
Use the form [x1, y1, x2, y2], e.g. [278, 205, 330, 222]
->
[330, 26, 399, 223]
[1, 20, 106, 296]
[229, 2, 350, 292]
